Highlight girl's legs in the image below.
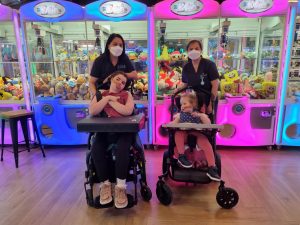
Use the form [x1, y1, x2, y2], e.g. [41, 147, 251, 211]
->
[114, 133, 134, 208]
[174, 131, 192, 168]
[91, 133, 112, 204]
[190, 131, 221, 181]
[190, 132, 215, 167]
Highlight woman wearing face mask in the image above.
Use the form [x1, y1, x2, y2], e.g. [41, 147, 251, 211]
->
[89, 33, 138, 97]
[175, 40, 219, 114]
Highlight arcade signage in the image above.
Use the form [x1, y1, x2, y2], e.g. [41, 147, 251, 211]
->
[170, 0, 203, 16]
[34, 2, 66, 18]
[239, 0, 273, 13]
[100, 1, 131, 18]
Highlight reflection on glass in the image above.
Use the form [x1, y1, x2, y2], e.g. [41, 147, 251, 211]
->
[0, 22, 23, 101]
[288, 17, 300, 98]
[218, 17, 283, 100]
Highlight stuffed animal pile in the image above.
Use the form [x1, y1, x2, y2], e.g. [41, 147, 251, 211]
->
[33, 73, 90, 100]
[0, 76, 24, 100]
[220, 70, 277, 99]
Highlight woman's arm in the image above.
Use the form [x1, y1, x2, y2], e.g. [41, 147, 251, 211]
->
[108, 92, 134, 116]
[210, 79, 219, 100]
[89, 76, 98, 97]
[126, 70, 138, 80]
[89, 92, 110, 116]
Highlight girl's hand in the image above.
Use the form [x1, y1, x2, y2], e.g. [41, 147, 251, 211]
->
[106, 95, 119, 102]
[191, 112, 201, 118]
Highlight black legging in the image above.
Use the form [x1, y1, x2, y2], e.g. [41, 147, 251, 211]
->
[91, 132, 134, 183]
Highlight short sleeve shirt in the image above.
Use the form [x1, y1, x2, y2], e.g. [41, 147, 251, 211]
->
[90, 54, 134, 88]
[182, 58, 219, 105]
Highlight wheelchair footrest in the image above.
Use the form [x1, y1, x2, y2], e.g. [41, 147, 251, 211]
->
[173, 167, 211, 183]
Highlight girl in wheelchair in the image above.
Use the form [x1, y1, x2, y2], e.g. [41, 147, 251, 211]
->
[89, 71, 134, 208]
[170, 92, 221, 181]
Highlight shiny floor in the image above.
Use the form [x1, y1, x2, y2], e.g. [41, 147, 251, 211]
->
[0, 146, 300, 225]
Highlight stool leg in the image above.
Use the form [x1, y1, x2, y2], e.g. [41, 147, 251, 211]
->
[31, 115, 45, 157]
[1, 119, 5, 161]
[20, 117, 30, 152]
[9, 119, 19, 168]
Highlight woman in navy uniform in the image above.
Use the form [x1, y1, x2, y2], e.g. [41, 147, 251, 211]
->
[89, 33, 137, 96]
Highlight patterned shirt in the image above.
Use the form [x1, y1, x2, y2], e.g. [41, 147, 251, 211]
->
[179, 111, 201, 124]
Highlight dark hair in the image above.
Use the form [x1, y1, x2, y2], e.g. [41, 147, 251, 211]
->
[104, 33, 126, 58]
[186, 40, 203, 51]
[108, 71, 131, 90]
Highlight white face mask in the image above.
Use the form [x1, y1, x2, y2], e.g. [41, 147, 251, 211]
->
[188, 50, 201, 60]
[109, 46, 123, 57]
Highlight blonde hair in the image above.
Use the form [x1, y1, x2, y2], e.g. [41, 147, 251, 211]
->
[180, 92, 198, 109]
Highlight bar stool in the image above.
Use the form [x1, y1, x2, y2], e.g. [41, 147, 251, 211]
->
[0, 109, 46, 168]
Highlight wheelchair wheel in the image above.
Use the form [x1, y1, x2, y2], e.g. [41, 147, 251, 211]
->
[156, 180, 173, 206]
[215, 153, 222, 176]
[216, 187, 239, 209]
[162, 151, 169, 174]
[140, 185, 152, 201]
[86, 189, 94, 207]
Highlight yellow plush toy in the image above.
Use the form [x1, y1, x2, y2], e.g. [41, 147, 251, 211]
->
[157, 45, 170, 61]
[224, 70, 239, 82]
[220, 79, 238, 97]
[262, 82, 276, 99]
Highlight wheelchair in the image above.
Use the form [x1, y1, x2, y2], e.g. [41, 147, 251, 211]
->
[84, 84, 152, 208]
[156, 87, 239, 209]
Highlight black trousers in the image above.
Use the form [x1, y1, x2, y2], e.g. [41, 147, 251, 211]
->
[91, 132, 134, 183]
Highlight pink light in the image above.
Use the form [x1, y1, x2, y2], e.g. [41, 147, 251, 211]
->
[154, 0, 220, 20]
[0, 4, 12, 21]
[221, 0, 288, 18]
[148, 8, 156, 144]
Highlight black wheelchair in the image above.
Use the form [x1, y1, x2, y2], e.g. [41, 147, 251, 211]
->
[78, 86, 152, 208]
[84, 129, 152, 208]
[156, 87, 239, 209]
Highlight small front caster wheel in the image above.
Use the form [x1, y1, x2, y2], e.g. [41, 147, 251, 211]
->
[216, 187, 239, 209]
[141, 185, 152, 201]
[156, 180, 173, 205]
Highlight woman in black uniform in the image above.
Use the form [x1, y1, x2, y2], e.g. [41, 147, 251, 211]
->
[89, 33, 138, 96]
[176, 40, 219, 114]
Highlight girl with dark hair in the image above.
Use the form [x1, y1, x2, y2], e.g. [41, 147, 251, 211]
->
[175, 40, 219, 114]
[89, 33, 138, 97]
[89, 71, 134, 209]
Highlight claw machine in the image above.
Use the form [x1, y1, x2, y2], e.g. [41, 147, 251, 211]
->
[84, 0, 150, 144]
[20, 0, 89, 145]
[0, 4, 30, 144]
[152, 0, 221, 145]
[215, 0, 288, 148]
[275, 0, 300, 147]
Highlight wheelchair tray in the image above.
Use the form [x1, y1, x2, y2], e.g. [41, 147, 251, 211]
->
[77, 113, 145, 133]
[162, 123, 223, 131]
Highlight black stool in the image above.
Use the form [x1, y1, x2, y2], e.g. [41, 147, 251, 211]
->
[0, 109, 45, 168]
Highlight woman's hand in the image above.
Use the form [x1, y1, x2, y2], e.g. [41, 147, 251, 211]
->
[207, 104, 213, 114]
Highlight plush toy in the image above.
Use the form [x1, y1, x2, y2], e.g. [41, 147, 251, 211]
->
[220, 79, 237, 97]
[78, 83, 89, 100]
[128, 52, 138, 61]
[55, 81, 66, 97]
[157, 45, 170, 61]
[138, 52, 147, 61]
[224, 70, 239, 82]
[262, 82, 276, 99]
[181, 52, 188, 61]
[170, 51, 181, 62]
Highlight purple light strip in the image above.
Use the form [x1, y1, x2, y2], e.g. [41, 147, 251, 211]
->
[13, 11, 35, 140]
[148, 7, 156, 144]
